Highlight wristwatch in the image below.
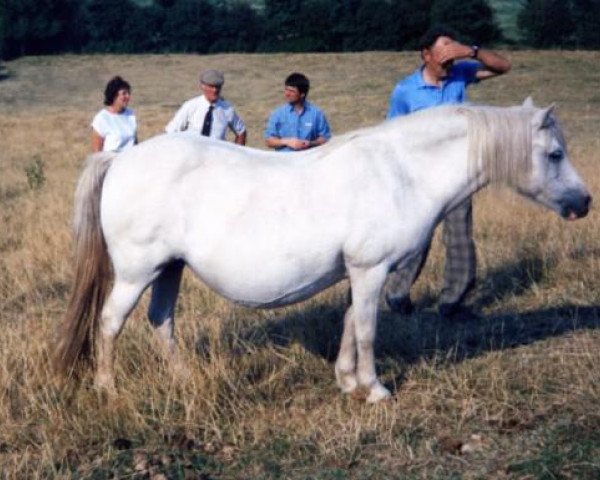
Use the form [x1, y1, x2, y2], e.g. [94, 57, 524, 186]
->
[470, 45, 480, 58]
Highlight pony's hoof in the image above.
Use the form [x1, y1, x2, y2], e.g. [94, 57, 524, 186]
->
[366, 383, 391, 403]
[170, 360, 192, 383]
[336, 371, 358, 394]
[94, 374, 116, 395]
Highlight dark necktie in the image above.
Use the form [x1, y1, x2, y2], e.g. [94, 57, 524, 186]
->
[201, 105, 214, 137]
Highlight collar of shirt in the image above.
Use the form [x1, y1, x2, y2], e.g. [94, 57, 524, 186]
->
[416, 65, 460, 90]
[200, 95, 225, 108]
[286, 100, 313, 116]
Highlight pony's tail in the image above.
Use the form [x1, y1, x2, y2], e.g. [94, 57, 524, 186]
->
[54, 152, 116, 379]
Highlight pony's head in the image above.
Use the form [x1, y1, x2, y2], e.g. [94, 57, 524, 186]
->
[464, 99, 591, 220]
[517, 99, 591, 220]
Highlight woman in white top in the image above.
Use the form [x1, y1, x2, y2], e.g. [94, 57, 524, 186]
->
[91, 76, 137, 152]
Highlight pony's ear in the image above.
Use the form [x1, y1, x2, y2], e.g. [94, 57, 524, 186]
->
[535, 104, 556, 129]
[522, 96, 535, 108]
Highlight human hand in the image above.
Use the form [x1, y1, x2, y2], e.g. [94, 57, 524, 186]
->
[286, 138, 310, 150]
[433, 42, 473, 65]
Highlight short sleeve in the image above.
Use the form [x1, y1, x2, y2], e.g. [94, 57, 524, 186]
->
[91, 111, 108, 137]
[453, 61, 481, 86]
[316, 110, 331, 139]
[229, 110, 246, 135]
[264, 109, 281, 139]
[165, 101, 191, 133]
[387, 85, 411, 119]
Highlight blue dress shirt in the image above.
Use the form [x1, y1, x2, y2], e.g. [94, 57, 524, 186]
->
[387, 62, 481, 118]
[265, 100, 332, 152]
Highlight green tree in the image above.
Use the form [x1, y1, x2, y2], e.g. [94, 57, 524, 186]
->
[517, 0, 575, 47]
[260, 0, 303, 51]
[430, 0, 502, 45]
[162, 0, 216, 52]
[294, 0, 338, 51]
[261, 0, 434, 53]
[210, 1, 263, 52]
[0, 2, 6, 58]
[328, 0, 432, 51]
[328, 0, 362, 50]
[81, 0, 140, 52]
[389, 0, 434, 49]
[372, 0, 434, 50]
[572, 0, 600, 48]
[122, 3, 164, 52]
[352, 0, 398, 50]
[0, 0, 82, 58]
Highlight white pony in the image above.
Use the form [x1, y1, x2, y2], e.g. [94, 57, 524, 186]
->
[55, 100, 591, 402]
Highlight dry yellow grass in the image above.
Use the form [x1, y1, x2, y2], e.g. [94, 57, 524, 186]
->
[0, 51, 599, 479]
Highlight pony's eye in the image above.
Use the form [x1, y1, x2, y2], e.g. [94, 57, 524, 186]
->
[549, 150, 563, 163]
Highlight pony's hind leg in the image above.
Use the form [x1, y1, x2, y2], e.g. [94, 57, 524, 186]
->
[148, 261, 185, 367]
[96, 279, 147, 392]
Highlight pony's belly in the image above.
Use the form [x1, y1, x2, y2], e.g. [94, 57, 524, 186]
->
[191, 260, 346, 309]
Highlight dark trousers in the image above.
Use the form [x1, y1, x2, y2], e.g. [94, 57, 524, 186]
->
[385, 198, 476, 309]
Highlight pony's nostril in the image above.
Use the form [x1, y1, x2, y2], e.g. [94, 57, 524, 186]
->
[584, 195, 592, 209]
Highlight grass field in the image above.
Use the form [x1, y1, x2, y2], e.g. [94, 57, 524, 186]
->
[0, 51, 599, 479]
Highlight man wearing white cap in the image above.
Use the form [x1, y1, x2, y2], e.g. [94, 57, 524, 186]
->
[166, 69, 247, 145]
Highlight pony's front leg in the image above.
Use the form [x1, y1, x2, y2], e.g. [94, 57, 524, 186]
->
[346, 264, 391, 403]
[96, 280, 145, 392]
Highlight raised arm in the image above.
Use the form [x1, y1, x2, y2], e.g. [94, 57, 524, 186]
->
[472, 47, 511, 80]
[435, 41, 511, 80]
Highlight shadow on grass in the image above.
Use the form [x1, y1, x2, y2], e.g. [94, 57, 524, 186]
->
[260, 300, 599, 366]
[193, 254, 598, 394]
[256, 253, 595, 357]
[247, 301, 599, 396]
[0, 64, 9, 81]
[476, 253, 552, 308]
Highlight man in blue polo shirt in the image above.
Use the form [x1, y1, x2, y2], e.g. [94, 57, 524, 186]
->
[265, 72, 331, 152]
[385, 25, 511, 321]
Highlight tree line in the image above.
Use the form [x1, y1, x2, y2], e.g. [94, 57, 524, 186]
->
[1, 0, 599, 60]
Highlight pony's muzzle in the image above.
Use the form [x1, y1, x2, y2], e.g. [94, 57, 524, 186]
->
[560, 191, 592, 220]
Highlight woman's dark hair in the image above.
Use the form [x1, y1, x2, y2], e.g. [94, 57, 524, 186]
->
[285, 72, 310, 96]
[418, 25, 458, 51]
[103, 76, 131, 106]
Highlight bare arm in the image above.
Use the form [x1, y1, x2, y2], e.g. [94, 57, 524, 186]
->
[234, 130, 247, 146]
[473, 47, 511, 79]
[91, 129, 104, 152]
[309, 136, 328, 148]
[265, 136, 310, 150]
[436, 42, 511, 80]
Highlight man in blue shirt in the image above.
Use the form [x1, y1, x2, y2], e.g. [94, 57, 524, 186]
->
[265, 72, 331, 152]
[385, 25, 511, 321]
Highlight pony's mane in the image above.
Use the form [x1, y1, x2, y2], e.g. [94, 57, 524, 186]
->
[457, 105, 533, 184]
[311, 104, 537, 184]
